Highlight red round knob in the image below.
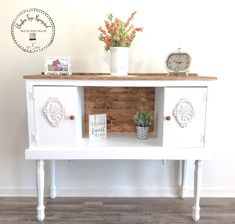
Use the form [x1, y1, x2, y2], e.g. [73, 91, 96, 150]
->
[69, 115, 75, 120]
[165, 116, 171, 121]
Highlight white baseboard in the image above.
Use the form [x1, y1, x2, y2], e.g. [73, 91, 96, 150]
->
[0, 187, 235, 197]
[55, 187, 179, 197]
[0, 187, 39, 197]
[183, 188, 235, 198]
[0, 187, 178, 197]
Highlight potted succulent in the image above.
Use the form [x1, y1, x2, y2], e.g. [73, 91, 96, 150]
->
[134, 111, 153, 140]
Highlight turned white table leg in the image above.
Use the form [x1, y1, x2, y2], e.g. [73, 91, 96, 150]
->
[50, 160, 56, 199]
[180, 160, 187, 199]
[36, 160, 45, 222]
[192, 160, 202, 221]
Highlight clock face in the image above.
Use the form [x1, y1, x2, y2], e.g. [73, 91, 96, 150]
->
[166, 52, 191, 73]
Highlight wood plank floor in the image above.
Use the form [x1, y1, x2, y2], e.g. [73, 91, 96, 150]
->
[0, 197, 235, 224]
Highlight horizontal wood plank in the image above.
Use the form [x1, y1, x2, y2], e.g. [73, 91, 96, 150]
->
[84, 87, 155, 133]
[0, 197, 234, 223]
[23, 73, 217, 81]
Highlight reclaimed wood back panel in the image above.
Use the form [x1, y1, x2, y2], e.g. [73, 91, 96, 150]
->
[84, 87, 155, 133]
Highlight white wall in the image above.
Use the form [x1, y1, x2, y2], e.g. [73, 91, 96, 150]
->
[0, 0, 235, 197]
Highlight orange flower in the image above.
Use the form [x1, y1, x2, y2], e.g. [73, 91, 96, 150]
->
[98, 11, 143, 51]
[98, 27, 106, 35]
[125, 11, 137, 27]
[114, 18, 121, 28]
[135, 27, 143, 32]
[127, 24, 134, 33]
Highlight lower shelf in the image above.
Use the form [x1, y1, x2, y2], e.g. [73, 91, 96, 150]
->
[26, 133, 210, 160]
[25, 147, 210, 160]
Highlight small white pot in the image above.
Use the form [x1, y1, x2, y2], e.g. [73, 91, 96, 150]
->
[136, 126, 149, 140]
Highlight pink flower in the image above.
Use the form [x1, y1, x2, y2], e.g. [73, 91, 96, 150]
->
[125, 11, 137, 27]
[135, 27, 143, 32]
[98, 11, 143, 51]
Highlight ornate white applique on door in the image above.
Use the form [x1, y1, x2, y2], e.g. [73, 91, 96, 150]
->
[173, 98, 195, 128]
[43, 97, 65, 127]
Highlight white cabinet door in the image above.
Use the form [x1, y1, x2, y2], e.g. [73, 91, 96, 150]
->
[163, 87, 207, 148]
[32, 86, 83, 146]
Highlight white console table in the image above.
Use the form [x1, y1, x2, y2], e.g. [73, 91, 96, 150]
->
[24, 73, 216, 221]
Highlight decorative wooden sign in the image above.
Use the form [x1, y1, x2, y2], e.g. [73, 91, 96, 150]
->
[89, 114, 107, 139]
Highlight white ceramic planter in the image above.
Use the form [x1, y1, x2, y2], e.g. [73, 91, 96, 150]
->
[110, 47, 129, 76]
[136, 126, 149, 140]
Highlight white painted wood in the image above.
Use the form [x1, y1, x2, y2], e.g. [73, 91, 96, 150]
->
[25, 147, 210, 161]
[32, 86, 83, 146]
[180, 160, 187, 199]
[163, 87, 207, 147]
[24, 78, 215, 221]
[50, 160, 56, 199]
[26, 79, 212, 88]
[26, 82, 37, 148]
[155, 87, 164, 146]
[162, 160, 168, 165]
[36, 160, 45, 222]
[192, 160, 202, 221]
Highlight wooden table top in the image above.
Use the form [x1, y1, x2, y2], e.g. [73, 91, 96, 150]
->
[23, 73, 217, 81]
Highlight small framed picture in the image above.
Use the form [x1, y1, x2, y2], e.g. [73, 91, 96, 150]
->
[89, 114, 107, 139]
[44, 56, 71, 75]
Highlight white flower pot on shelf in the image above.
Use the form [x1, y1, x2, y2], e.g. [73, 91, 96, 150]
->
[110, 47, 129, 76]
[136, 126, 149, 140]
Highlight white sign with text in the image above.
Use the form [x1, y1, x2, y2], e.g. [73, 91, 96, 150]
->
[89, 114, 107, 139]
